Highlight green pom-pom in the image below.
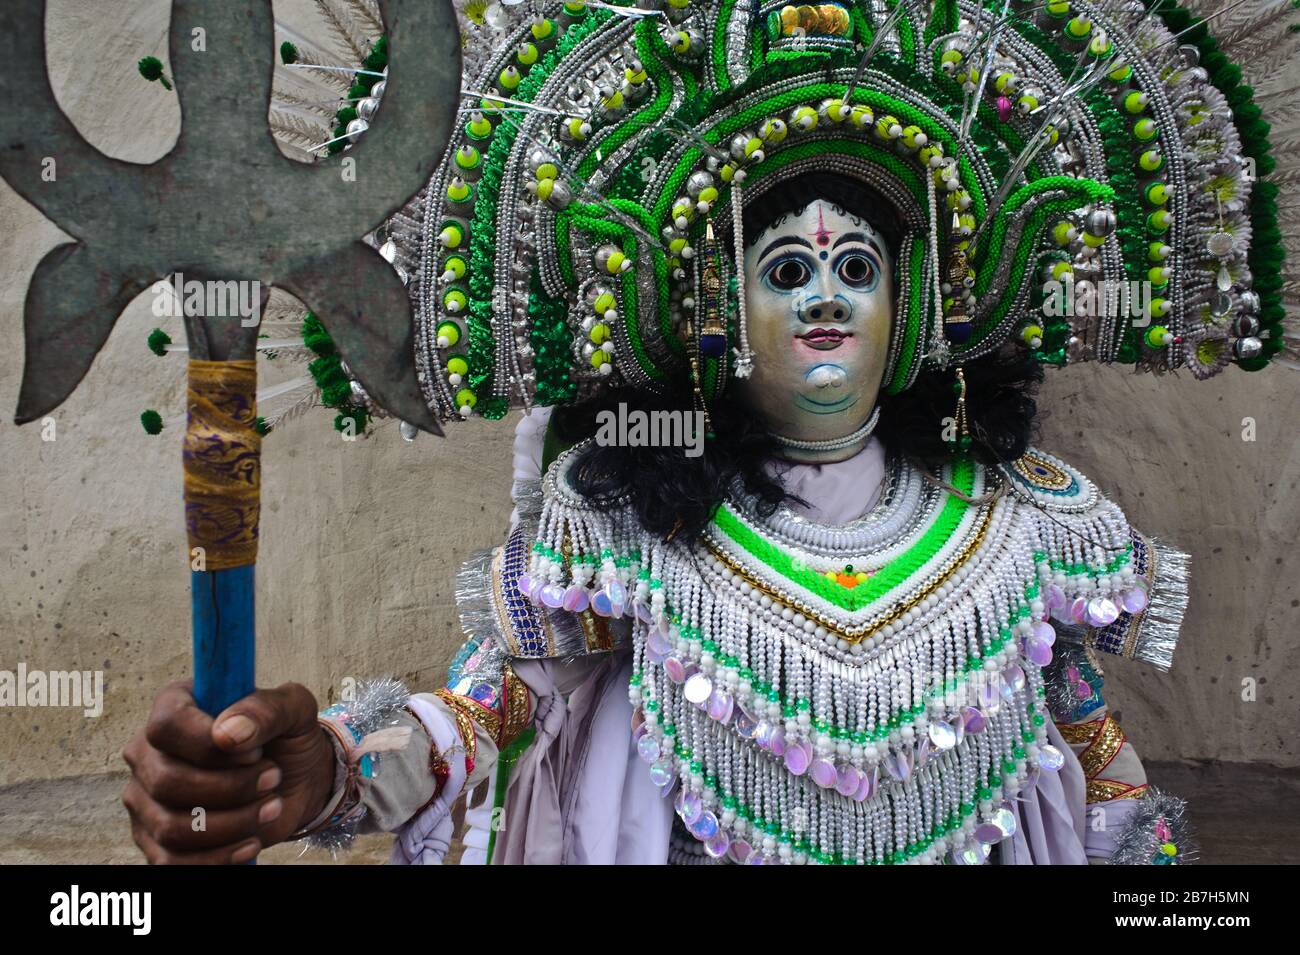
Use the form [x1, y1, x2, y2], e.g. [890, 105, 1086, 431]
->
[254, 416, 272, 436]
[280, 41, 298, 65]
[302, 312, 375, 435]
[333, 410, 368, 434]
[328, 123, 347, 154]
[1234, 102, 1263, 125]
[320, 381, 352, 407]
[140, 410, 164, 435]
[137, 56, 172, 90]
[146, 328, 172, 357]
[301, 311, 335, 355]
[1229, 82, 1256, 103]
[364, 36, 388, 72]
[1215, 64, 1243, 90]
[336, 106, 359, 125]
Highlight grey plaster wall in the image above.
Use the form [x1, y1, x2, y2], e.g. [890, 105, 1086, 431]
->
[1, 1, 1297, 795]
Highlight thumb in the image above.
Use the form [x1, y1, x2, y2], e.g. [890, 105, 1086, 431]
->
[211, 683, 319, 753]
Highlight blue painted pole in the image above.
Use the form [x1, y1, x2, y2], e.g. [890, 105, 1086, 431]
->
[191, 564, 257, 716]
[191, 563, 257, 864]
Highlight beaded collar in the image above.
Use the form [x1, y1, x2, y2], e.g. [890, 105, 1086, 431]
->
[511, 442, 1144, 865]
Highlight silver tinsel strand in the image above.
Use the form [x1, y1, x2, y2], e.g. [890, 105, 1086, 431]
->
[1108, 787, 1198, 866]
[1131, 538, 1190, 671]
[455, 547, 501, 651]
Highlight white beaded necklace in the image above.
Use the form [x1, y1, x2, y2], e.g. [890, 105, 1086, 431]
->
[770, 404, 881, 452]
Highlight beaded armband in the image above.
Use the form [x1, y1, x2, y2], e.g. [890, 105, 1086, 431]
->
[1011, 449, 1190, 672]
[1087, 530, 1189, 671]
[454, 480, 630, 661]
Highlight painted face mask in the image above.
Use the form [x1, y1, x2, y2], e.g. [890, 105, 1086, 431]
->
[737, 199, 894, 446]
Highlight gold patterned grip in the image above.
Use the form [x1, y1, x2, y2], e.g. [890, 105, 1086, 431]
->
[183, 360, 261, 570]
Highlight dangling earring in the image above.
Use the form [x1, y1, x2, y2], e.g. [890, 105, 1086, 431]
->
[697, 219, 728, 358]
[687, 219, 724, 440]
[948, 365, 972, 453]
[943, 211, 974, 346]
[730, 184, 754, 377]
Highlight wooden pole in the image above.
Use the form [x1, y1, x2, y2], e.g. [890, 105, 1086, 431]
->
[183, 286, 263, 715]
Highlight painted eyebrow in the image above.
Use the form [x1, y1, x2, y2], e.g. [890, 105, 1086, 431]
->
[757, 235, 814, 262]
[832, 231, 884, 256]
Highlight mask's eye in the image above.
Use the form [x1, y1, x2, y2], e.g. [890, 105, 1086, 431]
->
[837, 253, 877, 289]
[767, 258, 811, 291]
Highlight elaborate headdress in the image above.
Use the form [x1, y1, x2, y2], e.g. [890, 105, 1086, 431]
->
[241, 0, 1299, 433]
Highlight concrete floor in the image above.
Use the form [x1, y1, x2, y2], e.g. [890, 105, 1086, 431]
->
[2, 760, 1296, 865]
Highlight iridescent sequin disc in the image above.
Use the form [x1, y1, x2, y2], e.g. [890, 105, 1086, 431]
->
[810, 757, 838, 789]
[1002, 664, 1027, 692]
[1038, 744, 1066, 772]
[949, 841, 990, 865]
[684, 672, 713, 705]
[836, 764, 860, 797]
[1122, 587, 1149, 614]
[676, 789, 703, 825]
[1086, 597, 1119, 627]
[689, 810, 720, 841]
[648, 759, 674, 787]
[706, 688, 735, 723]
[704, 832, 731, 858]
[727, 839, 753, 864]
[784, 741, 812, 776]
[637, 734, 660, 763]
[929, 719, 957, 750]
[991, 806, 1018, 838]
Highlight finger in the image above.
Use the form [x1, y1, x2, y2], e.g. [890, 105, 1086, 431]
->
[145, 681, 262, 767]
[130, 817, 261, 866]
[123, 778, 283, 852]
[133, 747, 282, 811]
[212, 682, 318, 754]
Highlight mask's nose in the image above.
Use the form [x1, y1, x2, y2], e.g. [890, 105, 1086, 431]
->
[799, 294, 850, 324]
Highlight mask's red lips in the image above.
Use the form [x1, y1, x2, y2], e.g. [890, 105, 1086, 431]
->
[796, 327, 851, 350]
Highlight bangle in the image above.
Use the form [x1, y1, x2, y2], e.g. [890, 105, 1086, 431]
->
[287, 722, 358, 840]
